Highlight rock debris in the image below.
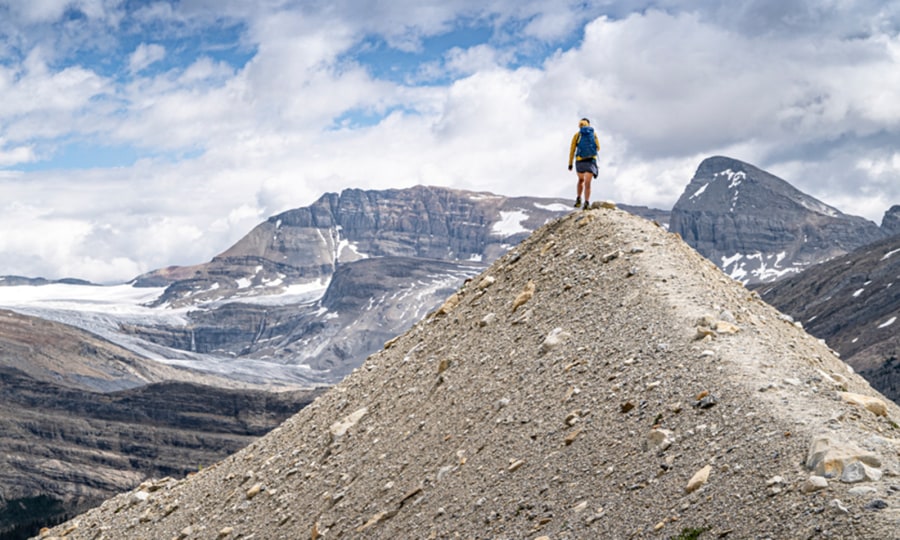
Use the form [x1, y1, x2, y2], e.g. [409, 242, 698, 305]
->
[38, 205, 900, 540]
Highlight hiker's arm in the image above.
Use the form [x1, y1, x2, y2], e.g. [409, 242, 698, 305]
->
[568, 134, 579, 168]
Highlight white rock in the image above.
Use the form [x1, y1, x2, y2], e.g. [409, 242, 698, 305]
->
[839, 392, 888, 417]
[540, 327, 571, 353]
[841, 461, 883, 483]
[479, 313, 497, 327]
[802, 476, 828, 494]
[848, 486, 878, 496]
[829, 499, 849, 514]
[685, 465, 712, 493]
[806, 436, 882, 478]
[648, 429, 676, 451]
[330, 407, 369, 439]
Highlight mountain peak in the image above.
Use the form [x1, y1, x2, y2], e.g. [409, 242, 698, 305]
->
[671, 157, 885, 284]
[44, 206, 900, 539]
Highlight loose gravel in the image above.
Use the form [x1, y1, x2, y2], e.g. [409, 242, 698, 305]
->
[38, 204, 900, 540]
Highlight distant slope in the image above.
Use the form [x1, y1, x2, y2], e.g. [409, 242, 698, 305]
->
[0, 367, 321, 538]
[758, 233, 900, 403]
[0, 309, 323, 538]
[43, 205, 900, 539]
[671, 156, 886, 284]
[0, 308, 245, 393]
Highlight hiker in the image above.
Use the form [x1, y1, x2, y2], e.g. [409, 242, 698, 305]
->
[567, 118, 600, 209]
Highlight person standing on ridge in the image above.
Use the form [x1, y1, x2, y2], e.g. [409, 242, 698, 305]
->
[567, 118, 600, 209]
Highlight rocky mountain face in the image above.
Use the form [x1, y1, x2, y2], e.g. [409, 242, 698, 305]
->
[39, 204, 900, 539]
[135, 186, 569, 306]
[670, 156, 886, 285]
[883, 205, 900, 236]
[0, 309, 321, 538]
[757, 233, 900, 404]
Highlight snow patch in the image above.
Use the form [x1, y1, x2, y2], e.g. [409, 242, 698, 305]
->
[0, 283, 167, 312]
[720, 251, 805, 284]
[852, 288, 865, 298]
[338, 239, 368, 260]
[721, 253, 744, 267]
[491, 210, 530, 237]
[533, 202, 570, 212]
[468, 254, 484, 262]
[689, 183, 709, 200]
[712, 169, 746, 188]
[878, 316, 896, 329]
[882, 248, 900, 261]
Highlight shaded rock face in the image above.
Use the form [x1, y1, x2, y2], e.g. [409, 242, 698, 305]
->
[757, 233, 900, 404]
[882, 205, 900, 236]
[0, 309, 322, 538]
[0, 276, 93, 287]
[43, 206, 900, 540]
[670, 156, 886, 284]
[122, 257, 483, 383]
[0, 367, 320, 538]
[0, 309, 234, 393]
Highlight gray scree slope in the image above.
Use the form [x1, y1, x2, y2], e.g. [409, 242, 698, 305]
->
[41, 205, 900, 539]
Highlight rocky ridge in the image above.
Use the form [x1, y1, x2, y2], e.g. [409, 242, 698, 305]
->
[757, 233, 900, 404]
[40, 204, 900, 539]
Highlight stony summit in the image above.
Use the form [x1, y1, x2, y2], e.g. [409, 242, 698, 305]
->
[38, 204, 900, 539]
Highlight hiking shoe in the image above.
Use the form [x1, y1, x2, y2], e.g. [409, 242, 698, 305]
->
[582, 201, 590, 210]
[574, 197, 581, 208]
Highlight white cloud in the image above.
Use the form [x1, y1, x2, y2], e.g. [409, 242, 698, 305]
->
[129, 43, 166, 73]
[0, 141, 36, 166]
[1, 2, 900, 282]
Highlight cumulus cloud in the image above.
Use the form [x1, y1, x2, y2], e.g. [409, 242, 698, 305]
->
[0, 1, 899, 282]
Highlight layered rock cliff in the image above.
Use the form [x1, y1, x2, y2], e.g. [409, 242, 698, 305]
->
[113, 187, 666, 384]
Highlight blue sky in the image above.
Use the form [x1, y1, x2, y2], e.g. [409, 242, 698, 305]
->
[1, 0, 900, 282]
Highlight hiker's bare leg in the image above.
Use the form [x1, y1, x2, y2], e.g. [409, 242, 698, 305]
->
[577, 172, 592, 202]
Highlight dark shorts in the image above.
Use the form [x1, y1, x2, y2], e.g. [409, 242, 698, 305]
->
[575, 159, 598, 178]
